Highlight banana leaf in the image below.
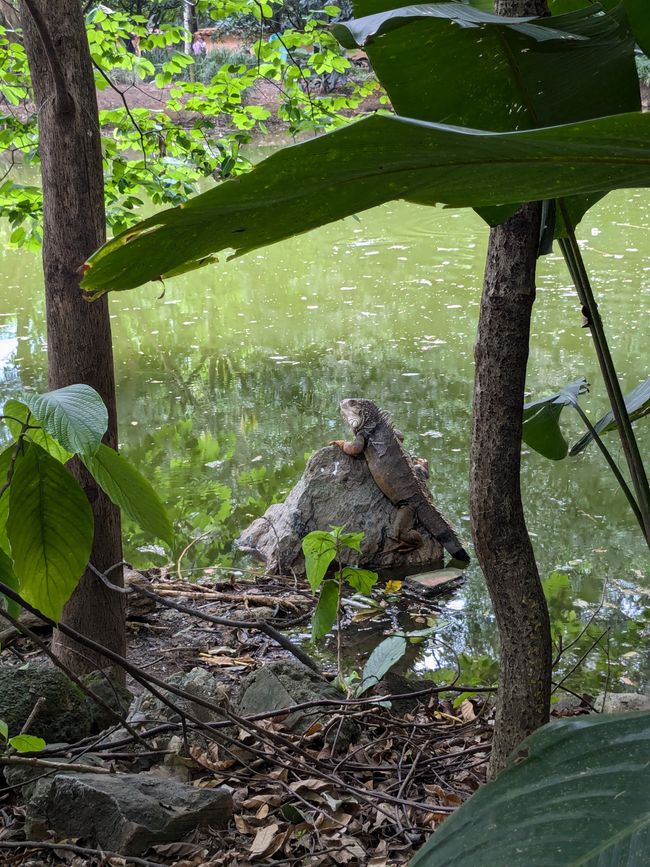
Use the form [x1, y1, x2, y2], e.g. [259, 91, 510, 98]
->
[333, 2, 639, 231]
[570, 375, 650, 455]
[522, 378, 587, 460]
[410, 710, 650, 867]
[81, 110, 650, 296]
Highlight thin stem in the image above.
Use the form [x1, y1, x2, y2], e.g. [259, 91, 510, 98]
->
[572, 402, 644, 533]
[558, 200, 650, 546]
[336, 564, 345, 693]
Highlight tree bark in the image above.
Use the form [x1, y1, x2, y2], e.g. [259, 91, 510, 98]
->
[21, 0, 126, 677]
[470, 0, 551, 778]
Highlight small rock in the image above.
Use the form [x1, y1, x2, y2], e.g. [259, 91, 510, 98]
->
[3, 747, 107, 800]
[0, 666, 92, 743]
[599, 692, 650, 714]
[237, 445, 444, 578]
[235, 659, 339, 732]
[26, 771, 232, 854]
[82, 672, 133, 732]
[133, 667, 228, 726]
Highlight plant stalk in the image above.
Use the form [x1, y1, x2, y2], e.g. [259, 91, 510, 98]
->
[558, 200, 650, 546]
[572, 402, 644, 533]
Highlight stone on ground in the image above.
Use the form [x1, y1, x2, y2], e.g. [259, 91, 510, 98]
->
[237, 445, 444, 577]
[235, 659, 342, 734]
[0, 665, 92, 742]
[26, 771, 233, 854]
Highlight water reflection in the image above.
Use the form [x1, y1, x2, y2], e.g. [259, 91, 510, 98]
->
[0, 189, 648, 689]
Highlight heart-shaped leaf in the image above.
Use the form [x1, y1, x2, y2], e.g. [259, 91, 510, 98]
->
[7, 442, 93, 620]
[83, 444, 174, 547]
[24, 385, 108, 458]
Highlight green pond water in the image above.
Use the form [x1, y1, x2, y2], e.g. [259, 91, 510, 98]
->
[1, 189, 649, 691]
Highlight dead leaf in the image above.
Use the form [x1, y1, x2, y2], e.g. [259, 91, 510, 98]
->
[255, 803, 269, 820]
[199, 653, 256, 666]
[249, 823, 284, 859]
[234, 814, 256, 834]
[459, 699, 476, 722]
[288, 777, 332, 795]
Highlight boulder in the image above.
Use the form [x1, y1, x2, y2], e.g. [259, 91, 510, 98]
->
[599, 692, 650, 714]
[26, 771, 233, 854]
[132, 666, 228, 726]
[235, 659, 356, 746]
[0, 665, 93, 743]
[0, 665, 132, 744]
[237, 445, 444, 578]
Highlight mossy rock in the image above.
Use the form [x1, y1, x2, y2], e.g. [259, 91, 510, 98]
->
[0, 665, 93, 743]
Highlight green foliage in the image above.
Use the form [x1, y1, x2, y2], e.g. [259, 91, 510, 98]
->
[302, 526, 376, 642]
[0, 386, 172, 620]
[7, 442, 94, 621]
[312, 578, 339, 642]
[410, 710, 650, 866]
[83, 444, 175, 548]
[23, 385, 108, 458]
[357, 634, 406, 695]
[522, 378, 588, 460]
[0, 719, 45, 754]
[82, 109, 650, 295]
[570, 375, 650, 455]
[0, 2, 376, 246]
[80, 0, 648, 294]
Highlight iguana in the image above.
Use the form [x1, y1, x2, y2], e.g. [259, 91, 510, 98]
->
[330, 398, 469, 562]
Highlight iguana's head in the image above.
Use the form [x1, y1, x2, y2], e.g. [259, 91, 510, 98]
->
[340, 398, 381, 433]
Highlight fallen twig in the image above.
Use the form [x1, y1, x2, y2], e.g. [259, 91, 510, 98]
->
[0, 840, 166, 867]
[0, 755, 112, 774]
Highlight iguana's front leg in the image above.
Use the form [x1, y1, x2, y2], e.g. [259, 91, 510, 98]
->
[330, 433, 365, 456]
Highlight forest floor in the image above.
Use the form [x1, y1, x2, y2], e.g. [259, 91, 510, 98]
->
[0, 567, 499, 867]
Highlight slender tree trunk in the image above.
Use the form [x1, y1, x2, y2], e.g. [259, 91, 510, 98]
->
[470, 0, 551, 778]
[21, 0, 125, 677]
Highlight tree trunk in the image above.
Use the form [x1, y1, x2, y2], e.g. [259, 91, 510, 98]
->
[470, 0, 551, 778]
[21, 0, 126, 677]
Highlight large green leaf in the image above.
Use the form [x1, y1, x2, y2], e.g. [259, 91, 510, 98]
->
[522, 378, 587, 460]
[548, 0, 650, 54]
[302, 531, 338, 593]
[334, 4, 638, 128]
[570, 375, 650, 456]
[334, 2, 638, 232]
[82, 110, 650, 295]
[0, 547, 21, 620]
[6, 442, 93, 621]
[358, 634, 407, 695]
[0, 443, 15, 553]
[2, 399, 73, 464]
[410, 710, 650, 866]
[23, 385, 108, 458]
[312, 579, 339, 641]
[82, 443, 174, 547]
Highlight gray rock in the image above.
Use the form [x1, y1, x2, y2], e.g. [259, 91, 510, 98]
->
[235, 659, 343, 734]
[0, 666, 92, 743]
[82, 672, 133, 731]
[26, 771, 232, 854]
[237, 445, 444, 578]
[599, 692, 650, 714]
[4, 748, 107, 800]
[133, 666, 228, 726]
